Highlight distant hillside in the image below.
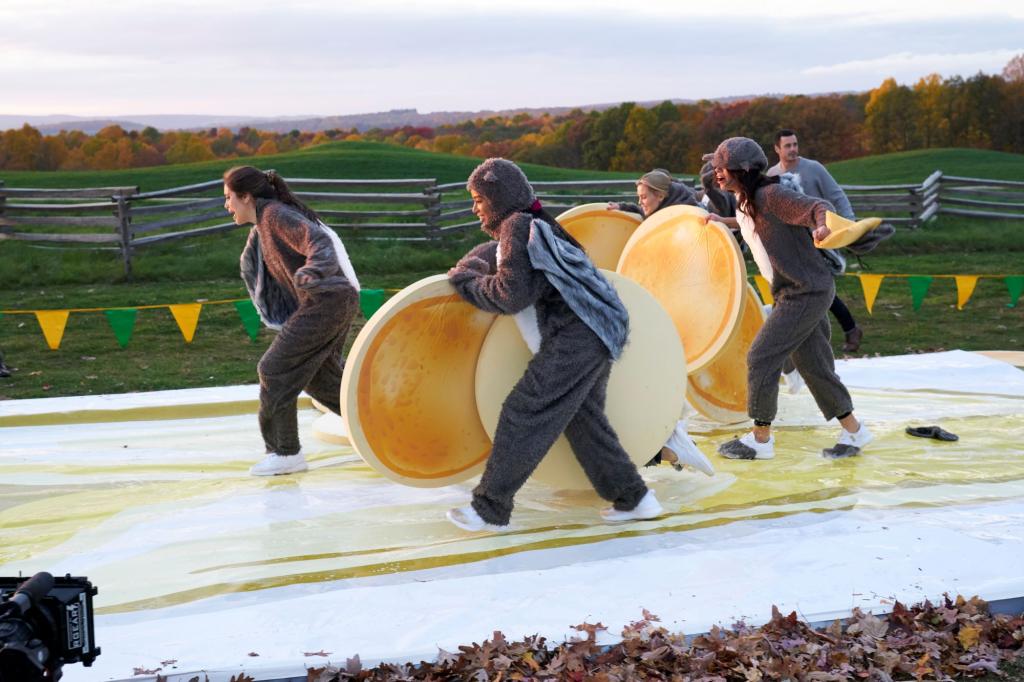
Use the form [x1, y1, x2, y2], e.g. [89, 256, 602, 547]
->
[33, 119, 147, 135]
[0, 114, 309, 133]
[192, 96, 818, 133]
[0, 90, 858, 134]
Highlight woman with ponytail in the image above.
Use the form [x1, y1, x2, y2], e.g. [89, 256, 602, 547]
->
[224, 166, 360, 476]
[703, 138, 871, 462]
[445, 158, 661, 532]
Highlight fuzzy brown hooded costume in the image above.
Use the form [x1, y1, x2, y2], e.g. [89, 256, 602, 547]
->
[240, 200, 360, 457]
[448, 158, 649, 525]
[710, 137, 854, 428]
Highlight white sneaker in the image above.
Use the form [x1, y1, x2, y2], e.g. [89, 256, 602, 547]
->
[718, 432, 775, 460]
[783, 369, 805, 395]
[824, 423, 873, 458]
[838, 423, 873, 448]
[249, 452, 308, 476]
[446, 505, 511, 532]
[663, 424, 715, 476]
[601, 489, 663, 523]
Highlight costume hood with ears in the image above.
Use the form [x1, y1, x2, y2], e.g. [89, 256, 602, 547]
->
[708, 137, 769, 173]
[467, 158, 537, 236]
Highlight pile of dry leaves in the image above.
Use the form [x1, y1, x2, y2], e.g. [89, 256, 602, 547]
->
[300, 595, 1022, 681]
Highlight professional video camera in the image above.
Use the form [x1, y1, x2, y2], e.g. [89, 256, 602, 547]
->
[0, 572, 100, 681]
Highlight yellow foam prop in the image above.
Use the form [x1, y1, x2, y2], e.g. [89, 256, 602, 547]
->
[974, 350, 1024, 368]
[815, 211, 883, 249]
[555, 203, 642, 270]
[474, 271, 686, 490]
[311, 411, 351, 446]
[616, 205, 746, 373]
[688, 284, 766, 424]
[340, 275, 497, 487]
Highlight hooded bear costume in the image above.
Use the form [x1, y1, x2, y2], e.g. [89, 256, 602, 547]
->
[447, 158, 652, 527]
[240, 198, 360, 462]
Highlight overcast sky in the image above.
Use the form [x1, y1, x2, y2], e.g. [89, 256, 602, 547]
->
[2, 0, 1022, 117]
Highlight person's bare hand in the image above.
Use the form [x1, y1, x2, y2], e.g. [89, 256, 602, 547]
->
[606, 202, 621, 211]
[704, 213, 722, 225]
[812, 225, 831, 242]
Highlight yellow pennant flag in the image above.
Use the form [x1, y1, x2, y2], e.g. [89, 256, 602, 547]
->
[858, 274, 885, 314]
[169, 304, 202, 343]
[35, 310, 70, 350]
[753, 275, 773, 305]
[954, 275, 979, 310]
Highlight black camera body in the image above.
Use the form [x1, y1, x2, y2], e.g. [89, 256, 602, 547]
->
[0, 572, 100, 682]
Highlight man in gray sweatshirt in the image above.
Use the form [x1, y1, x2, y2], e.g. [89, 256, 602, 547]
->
[767, 129, 864, 353]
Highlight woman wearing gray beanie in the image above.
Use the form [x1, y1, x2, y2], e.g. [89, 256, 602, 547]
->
[704, 138, 871, 461]
[445, 158, 661, 531]
[607, 168, 699, 218]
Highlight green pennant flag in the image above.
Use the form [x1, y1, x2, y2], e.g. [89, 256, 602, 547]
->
[359, 289, 386, 320]
[907, 276, 933, 311]
[234, 299, 261, 341]
[1006, 276, 1024, 308]
[104, 308, 137, 348]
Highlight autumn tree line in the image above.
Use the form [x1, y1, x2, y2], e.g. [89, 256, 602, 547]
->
[3, 56, 1023, 174]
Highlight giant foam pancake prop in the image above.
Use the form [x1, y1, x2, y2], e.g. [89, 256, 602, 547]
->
[616, 204, 746, 373]
[556, 203, 642, 270]
[312, 411, 352, 446]
[815, 211, 883, 249]
[340, 275, 497, 487]
[475, 271, 687, 490]
[687, 284, 766, 424]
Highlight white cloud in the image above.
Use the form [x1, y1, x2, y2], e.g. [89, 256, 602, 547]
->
[0, 46, 153, 72]
[1, 1, 1023, 116]
[803, 49, 1023, 79]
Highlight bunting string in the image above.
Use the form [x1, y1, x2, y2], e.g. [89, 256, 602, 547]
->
[0, 290, 399, 350]
[1, 275, 1021, 350]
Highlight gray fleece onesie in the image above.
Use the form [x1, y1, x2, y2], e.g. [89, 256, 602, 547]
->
[449, 167, 648, 526]
[241, 200, 360, 456]
[742, 184, 855, 424]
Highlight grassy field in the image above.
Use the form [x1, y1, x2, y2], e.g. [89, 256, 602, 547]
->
[1, 143, 1022, 400]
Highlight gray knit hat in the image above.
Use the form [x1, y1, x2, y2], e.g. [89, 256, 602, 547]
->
[466, 158, 537, 219]
[638, 168, 672, 194]
[708, 137, 769, 173]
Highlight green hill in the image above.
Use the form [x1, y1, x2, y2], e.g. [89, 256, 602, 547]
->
[827, 147, 1024, 184]
[0, 141, 633, 190]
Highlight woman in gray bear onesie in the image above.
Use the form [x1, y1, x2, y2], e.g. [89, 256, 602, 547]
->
[224, 166, 360, 477]
[704, 138, 872, 461]
[446, 158, 661, 532]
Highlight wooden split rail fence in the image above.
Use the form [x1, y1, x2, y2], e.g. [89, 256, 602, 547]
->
[1, 171, 1021, 277]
